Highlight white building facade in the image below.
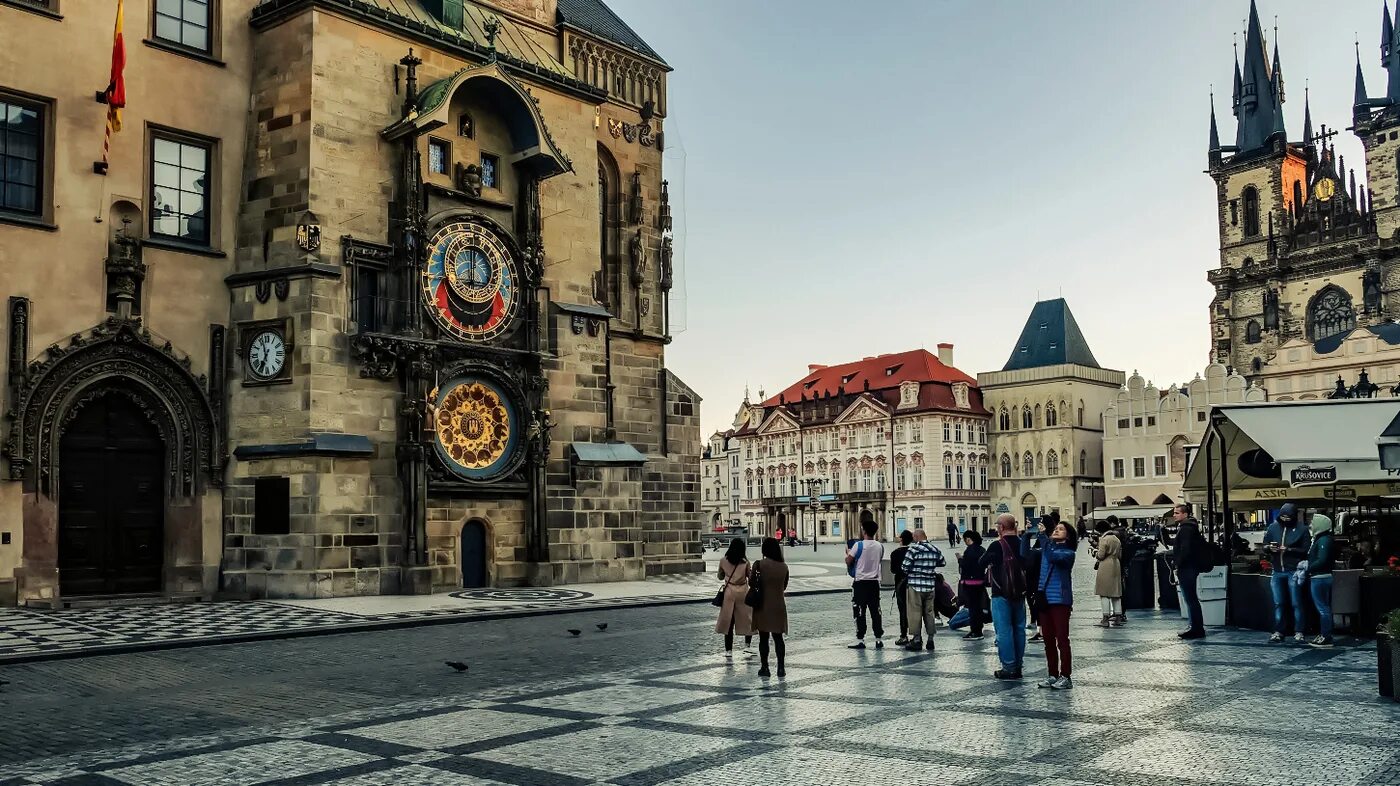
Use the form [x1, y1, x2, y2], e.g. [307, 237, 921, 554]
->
[701, 431, 740, 531]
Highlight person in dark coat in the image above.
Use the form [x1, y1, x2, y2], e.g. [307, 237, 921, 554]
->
[751, 537, 790, 677]
[1172, 504, 1207, 640]
[946, 519, 960, 548]
[958, 530, 988, 639]
[890, 530, 914, 646]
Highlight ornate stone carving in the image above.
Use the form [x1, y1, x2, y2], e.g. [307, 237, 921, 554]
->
[659, 235, 674, 293]
[628, 170, 643, 225]
[349, 333, 401, 379]
[2, 318, 222, 495]
[658, 180, 672, 232]
[105, 220, 146, 318]
[255, 280, 272, 304]
[1364, 268, 1383, 313]
[629, 230, 645, 288]
[274, 277, 290, 302]
[7, 296, 29, 407]
[456, 162, 483, 197]
[208, 324, 226, 425]
[528, 408, 555, 467]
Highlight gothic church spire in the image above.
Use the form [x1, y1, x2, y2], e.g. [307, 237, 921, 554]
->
[1234, 0, 1287, 154]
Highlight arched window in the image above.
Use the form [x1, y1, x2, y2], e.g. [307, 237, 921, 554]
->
[1308, 286, 1356, 341]
[1245, 320, 1261, 344]
[597, 146, 621, 306]
[1021, 407, 1033, 429]
[1291, 180, 1303, 217]
[1079, 450, 1087, 474]
[1034, 404, 1042, 428]
[1045, 403, 1057, 427]
[1242, 186, 1260, 237]
[1022, 452, 1034, 476]
[1077, 401, 1085, 426]
[1251, 357, 1262, 374]
[1000, 453, 1012, 477]
[1047, 451, 1059, 475]
[998, 408, 1010, 430]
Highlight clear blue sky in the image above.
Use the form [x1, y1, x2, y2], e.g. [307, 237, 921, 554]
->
[606, 0, 1382, 436]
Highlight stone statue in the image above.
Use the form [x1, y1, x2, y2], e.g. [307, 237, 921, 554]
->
[1262, 289, 1279, 330]
[659, 235, 673, 292]
[629, 230, 645, 288]
[457, 163, 483, 197]
[1364, 269, 1382, 313]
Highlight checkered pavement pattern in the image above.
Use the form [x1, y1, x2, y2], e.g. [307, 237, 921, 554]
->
[1, 612, 1395, 786]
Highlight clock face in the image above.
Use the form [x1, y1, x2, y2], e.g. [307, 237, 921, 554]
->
[433, 376, 521, 480]
[247, 330, 286, 380]
[1313, 178, 1336, 202]
[423, 220, 520, 342]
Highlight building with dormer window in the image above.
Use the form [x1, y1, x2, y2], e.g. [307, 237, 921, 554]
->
[726, 345, 991, 543]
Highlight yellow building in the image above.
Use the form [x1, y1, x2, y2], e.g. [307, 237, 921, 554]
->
[0, 0, 700, 606]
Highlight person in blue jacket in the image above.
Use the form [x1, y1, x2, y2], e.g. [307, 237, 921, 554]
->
[1261, 502, 1311, 643]
[1025, 520, 1077, 690]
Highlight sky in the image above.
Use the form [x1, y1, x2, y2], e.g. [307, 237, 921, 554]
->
[605, 0, 1384, 437]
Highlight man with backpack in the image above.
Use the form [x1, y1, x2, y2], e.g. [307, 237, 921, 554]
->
[1172, 504, 1208, 640]
[845, 514, 886, 649]
[900, 529, 945, 651]
[980, 513, 1028, 679]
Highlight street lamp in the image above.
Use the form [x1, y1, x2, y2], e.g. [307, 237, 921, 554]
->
[1377, 411, 1400, 470]
[804, 476, 826, 552]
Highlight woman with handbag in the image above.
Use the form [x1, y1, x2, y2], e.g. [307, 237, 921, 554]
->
[1093, 520, 1124, 628]
[750, 537, 790, 677]
[958, 530, 988, 640]
[1027, 521, 1078, 690]
[714, 538, 753, 660]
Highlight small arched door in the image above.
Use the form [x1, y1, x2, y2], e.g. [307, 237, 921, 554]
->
[460, 520, 487, 588]
[59, 392, 165, 595]
[1020, 493, 1038, 527]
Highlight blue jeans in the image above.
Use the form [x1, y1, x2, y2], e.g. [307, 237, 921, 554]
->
[990, 595, 1027, 671]
[1180, 569, 1204, 632]
[1270, 569, 1306, 636]
[1309, 574, 1333, 639]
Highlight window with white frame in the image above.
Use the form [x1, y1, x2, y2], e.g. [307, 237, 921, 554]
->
[979, 466, 987, 490]
[911, 423, 922, 442]
[1112, 458, 1125, 479]
[913, 467, 923, 489]
[1154, 455, 1167, 476]
[1132, 457, 1146, 478]
[943, 422, 951, 441]
[862, 469, 872, 492]
[956, 465, 964, 489]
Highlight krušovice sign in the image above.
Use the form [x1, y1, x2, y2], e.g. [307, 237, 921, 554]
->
[1289, 465, 1338, 486]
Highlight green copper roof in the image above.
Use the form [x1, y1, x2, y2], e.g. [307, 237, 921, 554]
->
[1002, 299, 1101, 371]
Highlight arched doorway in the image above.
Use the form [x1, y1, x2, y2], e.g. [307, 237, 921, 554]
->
[58, 392, 165, 595]
[460, 519, 488, 588]
[1020, 493, 1038, 526]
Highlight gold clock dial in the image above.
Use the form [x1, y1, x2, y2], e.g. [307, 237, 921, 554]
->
[1313, 178, 1336, 202]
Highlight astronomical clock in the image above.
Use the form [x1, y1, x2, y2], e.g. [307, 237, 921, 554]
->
[423, 220, 522, 344]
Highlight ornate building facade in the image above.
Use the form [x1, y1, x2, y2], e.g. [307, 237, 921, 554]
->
[980, 300, 1123, 525]
[728, 347, 992, 543]
[1101, 365, 1265, 513]
[701, 430, 738, 532]
[0, 0, 699, 607]
[1206, 1, 1400, 399]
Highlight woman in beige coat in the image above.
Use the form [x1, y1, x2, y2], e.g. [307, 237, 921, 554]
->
[1094, 520, 1125, 628]
[715, 538, 753, 659]
[750, 537, 790, 677]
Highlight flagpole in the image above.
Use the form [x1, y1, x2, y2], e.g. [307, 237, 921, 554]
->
[93, 0, 125, 175]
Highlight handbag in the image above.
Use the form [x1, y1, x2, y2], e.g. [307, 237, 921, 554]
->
[1028, 558, 1053, 613]
[744, 562, 764, 609]
[713, 561, 741, 607]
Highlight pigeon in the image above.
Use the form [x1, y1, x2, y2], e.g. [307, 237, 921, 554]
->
[595, 623, 608, 632]
[567, 629, 582, 637]
[444, 661, 469, 673]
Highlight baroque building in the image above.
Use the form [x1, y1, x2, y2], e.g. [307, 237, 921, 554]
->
[701, 429, 738, 532]
[980, 300, 1123, 525]
[0, 0, 699, 607]
[1205, 1, 1400, 398]
[1101, 365, 1264, 516]
[729, 347, 992, 543]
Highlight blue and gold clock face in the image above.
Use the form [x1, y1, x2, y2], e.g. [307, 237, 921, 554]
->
[433, 375, 521, 480]
[423, 221, 520, 342]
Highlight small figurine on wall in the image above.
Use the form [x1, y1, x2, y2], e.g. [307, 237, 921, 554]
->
[456, 163, 483, 197]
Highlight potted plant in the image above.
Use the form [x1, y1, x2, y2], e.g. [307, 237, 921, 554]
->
[1380, 609, 1400, 701]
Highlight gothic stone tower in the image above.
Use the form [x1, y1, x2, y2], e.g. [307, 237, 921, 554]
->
[1206, 1, 1392, 387]
[221, 0, 700, 598]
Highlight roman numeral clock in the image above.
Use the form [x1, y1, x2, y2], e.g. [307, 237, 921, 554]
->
[240, 320, 292, 386]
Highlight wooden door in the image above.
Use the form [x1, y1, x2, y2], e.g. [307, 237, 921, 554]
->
[461, 520, 487, 588]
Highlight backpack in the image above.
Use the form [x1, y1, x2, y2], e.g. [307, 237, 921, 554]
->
[846, 541, 864, 579]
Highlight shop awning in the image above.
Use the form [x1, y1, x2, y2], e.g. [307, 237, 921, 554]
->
[1088, 505, 1173, 521]
[1182, 399, 1400, 502]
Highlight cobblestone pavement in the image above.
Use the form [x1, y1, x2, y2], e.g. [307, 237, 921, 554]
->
[0, 583, 1396, 786]
[0, 560, 851, 662]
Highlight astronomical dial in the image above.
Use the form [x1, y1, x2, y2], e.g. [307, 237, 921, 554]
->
[432, 376, 521, 480]
[247, 330, 286, 380]
[423, 220, 521, 342]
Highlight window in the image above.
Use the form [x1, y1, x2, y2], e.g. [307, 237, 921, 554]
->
[351, 255, 387, 333]
[1117, 418, 1130, 429]
[1079, 450, 1086, 474]
[1147, 416, 1156, 427]
[979, 466, 987, 490]
[1022, 452, 1034, 475]
[480, 153, 500, 189]
[954, 423, 963, 443]
[894, 424, 904, 443]
[1022, 408, 1033, 428]
[704, 488, 709, 501]
[897, 467, 907, 490]
[862, 469, 872, 492]
[1046, 405, 1057, 427]
[1133, 417, 1142, 427]
[458, 113, 474, 138]
[944, 464, 952, 488]
[1246, 320, 1261, 344]
[943, 422, 951, 441]
[1046, 452, 1059, 475]
[746, 478, 752, 498]
[1197, 411, 1206, 423]
[912, 468, 922, 489]
[911, 423, 921, 442]
[877, 470, 886, 491]
[1000, 454, 1012, 477]
[254, 476, 291, 535]
[150, 133, 211, 245]
[154, 0, 212, 52]
[427, 139, 449, 174]
[1242, 186, 1260, 236]
[1133, 457, 1146, 478]
[955, 465, 964, 489]
[1308, 286, 1356, 342]
[1112, 458, 1125, 479]
[1, 95, 43, 216]
[1154, 455, 1167, 476]
[745, 444, 752, 458]
[998, 409, 1010, 430]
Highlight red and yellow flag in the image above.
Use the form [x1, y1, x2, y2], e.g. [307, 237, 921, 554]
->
[100, 0, 126, 171]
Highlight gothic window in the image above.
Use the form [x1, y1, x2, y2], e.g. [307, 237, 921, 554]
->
[1036, 451, 1043, 473]
[1022, 452, 1034, 476]
[1242, 187, 1260, 237]
[150, 133, 212, 246]
[998, 408, 1010, 431]
[1046, 404, 1057, 427]
[1047, 451, 1059, 475]
[1292, 180, 1303, 217]
[1308, 286, 1356, 341]
[1034, 405, 1042, 428]
[1, 94, 44, 216]
[1021, 407, 1032, 429]
[1000, 453, 1011, 477]
[1080, 450, 1087, 474]
[1245, 320, 1261, 344]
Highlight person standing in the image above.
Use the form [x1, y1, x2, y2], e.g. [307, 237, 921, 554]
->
[845, 516, 886, 649]
[1262, 503, 1311, 643]
[751, 537, 790, 676]
[946, 519, 960, 548]
[1025, 516, 1049, 642]
[1030, 521, 1077, 689]
[958, 530, 988, 640]
[1172, 504, 1207, 640]
[1306, 514, 1337, 649]
[714, 538, 753, 659]
[901, 529, 945, 651]
[1093, 521, 1124, 628]
[890, 530, 915, 646]
[981, 514, 1028, 679]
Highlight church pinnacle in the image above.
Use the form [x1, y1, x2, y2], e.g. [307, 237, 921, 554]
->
[1232, 0, 1287, 155]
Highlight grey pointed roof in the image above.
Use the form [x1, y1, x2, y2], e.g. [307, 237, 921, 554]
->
[557, 0, 668, 66]
[1234, 0, 1286, 155]
[1002, 299, 1101, 371]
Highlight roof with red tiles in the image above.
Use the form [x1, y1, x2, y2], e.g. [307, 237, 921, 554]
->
[759, 349, 976, 407]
